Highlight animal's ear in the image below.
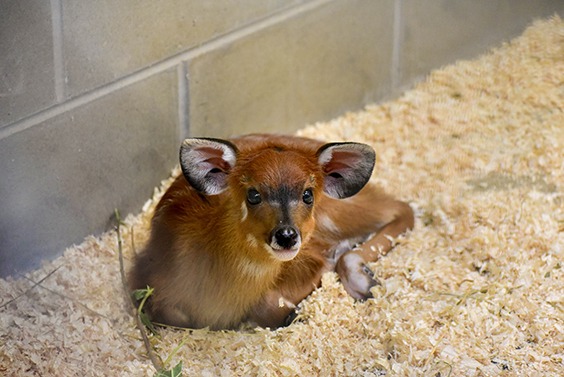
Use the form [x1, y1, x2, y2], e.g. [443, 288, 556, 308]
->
[179, 138, 238, 195]
[317, 142, 375, 199]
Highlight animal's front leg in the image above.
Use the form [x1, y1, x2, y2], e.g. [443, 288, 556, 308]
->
[248, 251, 327, 328]
[248, 289, 300, 328]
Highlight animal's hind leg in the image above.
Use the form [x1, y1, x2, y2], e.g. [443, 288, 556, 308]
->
[336, 199, 414, 299]
[317, 184, 414, 300]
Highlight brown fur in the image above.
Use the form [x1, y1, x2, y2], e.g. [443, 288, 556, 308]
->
[129, 134, 414, 329]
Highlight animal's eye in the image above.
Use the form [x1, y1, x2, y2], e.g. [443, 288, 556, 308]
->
[302, 188, 314, 205]
[247, 188, 262, 205]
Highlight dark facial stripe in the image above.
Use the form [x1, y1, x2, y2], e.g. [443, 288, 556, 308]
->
[267, 185, 299, 225]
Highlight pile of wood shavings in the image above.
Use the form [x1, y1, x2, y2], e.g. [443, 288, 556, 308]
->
[1, 16, 562, 376]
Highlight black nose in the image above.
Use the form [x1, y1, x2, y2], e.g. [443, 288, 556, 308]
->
[273, 226, 299, 249]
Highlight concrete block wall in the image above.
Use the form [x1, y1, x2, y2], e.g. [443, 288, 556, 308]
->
[1, 0, 562, 277]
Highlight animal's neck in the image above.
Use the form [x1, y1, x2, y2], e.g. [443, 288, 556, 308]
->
[207, 202, 282, 289]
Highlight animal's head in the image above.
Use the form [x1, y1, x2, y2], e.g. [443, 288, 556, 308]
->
[179, 137, 375, 262]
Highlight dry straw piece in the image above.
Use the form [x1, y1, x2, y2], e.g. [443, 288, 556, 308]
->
[1, 16, 563, 376]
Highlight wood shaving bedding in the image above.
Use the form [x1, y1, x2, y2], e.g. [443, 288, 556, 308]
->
[1, 16, 562, 376]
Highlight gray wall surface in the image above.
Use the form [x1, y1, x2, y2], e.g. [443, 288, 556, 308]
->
[1, 0, 562, 277]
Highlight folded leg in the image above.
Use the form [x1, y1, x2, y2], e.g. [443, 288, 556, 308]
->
[247, 243, 328, 328]
[316, 184, 414, 299]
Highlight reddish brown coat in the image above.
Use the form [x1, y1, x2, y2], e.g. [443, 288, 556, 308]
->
[129, 134, 413, 329]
